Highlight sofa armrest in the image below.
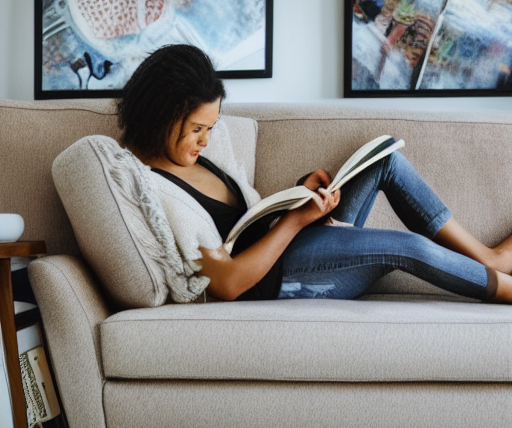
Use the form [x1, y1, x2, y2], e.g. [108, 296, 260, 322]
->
[28, 255, 111, 428]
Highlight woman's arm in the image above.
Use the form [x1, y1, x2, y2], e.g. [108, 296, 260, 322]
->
[198, 173, 340, 301]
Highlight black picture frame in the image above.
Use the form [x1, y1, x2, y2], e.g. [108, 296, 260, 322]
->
[344, 0, 512, 98]
[35, 0, 273, 100]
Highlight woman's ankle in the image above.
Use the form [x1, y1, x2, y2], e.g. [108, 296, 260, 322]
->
[491, 271, 512, 303]
[490, 236, 512, 274]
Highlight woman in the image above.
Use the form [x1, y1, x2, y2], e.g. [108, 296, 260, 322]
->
[117, 44, 512, 303]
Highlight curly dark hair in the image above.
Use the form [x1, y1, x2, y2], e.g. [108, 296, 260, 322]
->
[116, 44, 226, 158]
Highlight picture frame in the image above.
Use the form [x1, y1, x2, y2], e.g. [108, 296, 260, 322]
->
[344, 0, 512, 97]
[35, 0, 273, 100]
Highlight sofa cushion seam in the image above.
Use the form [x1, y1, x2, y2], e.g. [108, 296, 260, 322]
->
[103, 374, 512, 382]
[0, 105, 116, 115]
[102, 318, 512, 325]
[254, 117, 512, 127]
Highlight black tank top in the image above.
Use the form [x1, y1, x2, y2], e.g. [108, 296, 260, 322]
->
[152, 156, 283, 300]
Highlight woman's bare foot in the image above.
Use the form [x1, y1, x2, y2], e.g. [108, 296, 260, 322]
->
[432, 218, 512, 303]
[434, 218, 512, 274]
[492, 271, 512, 303]
[489, 234, 512, 275]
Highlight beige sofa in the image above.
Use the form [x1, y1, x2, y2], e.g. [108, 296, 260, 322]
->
[2, 98, 512, 428]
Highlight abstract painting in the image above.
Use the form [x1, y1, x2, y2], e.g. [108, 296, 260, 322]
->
[344, 0, 512, 97]
[35, 0, 273, 99]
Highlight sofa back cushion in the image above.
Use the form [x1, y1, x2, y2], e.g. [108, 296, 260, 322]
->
[0, 99, 121, 256]
[0, 99, 257, 260]
[51, 117, 257, 309]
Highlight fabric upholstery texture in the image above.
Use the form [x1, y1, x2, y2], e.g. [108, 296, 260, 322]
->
[28, 255, 110, 428]
[101, 298, 512, 382]
[52, 136, 168, 308]
[0, 99, 120, 256]
[103, 381, 512, 428]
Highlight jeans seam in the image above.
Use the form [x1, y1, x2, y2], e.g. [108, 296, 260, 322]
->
[284, 252, 489, 301]
[283, 256, 382, 277]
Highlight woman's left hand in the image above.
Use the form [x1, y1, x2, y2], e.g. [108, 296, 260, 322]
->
[302, 169, 332, 191]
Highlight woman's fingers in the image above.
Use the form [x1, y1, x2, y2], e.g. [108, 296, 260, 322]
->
[317, 188, 340, 213]
[333, 189, 341, 205]
[310, 192, 324, 210]
[317, 188, 330, 205]
[303, 169, 332, 191]
[316, 170, 332, 188]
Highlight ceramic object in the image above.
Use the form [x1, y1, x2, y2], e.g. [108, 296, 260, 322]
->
[0, 214, 25, 243]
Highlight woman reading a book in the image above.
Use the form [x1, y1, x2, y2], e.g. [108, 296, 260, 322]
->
[117, 44, 512, 304]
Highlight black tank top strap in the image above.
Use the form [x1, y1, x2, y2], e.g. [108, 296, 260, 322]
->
[151, 157, 283, 301]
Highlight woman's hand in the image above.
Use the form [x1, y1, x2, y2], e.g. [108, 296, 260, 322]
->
[302, 169, 332, 191]
[287, 187, 341, 229]
[198, 169, 340, 301]
[298, 169, 341, 226]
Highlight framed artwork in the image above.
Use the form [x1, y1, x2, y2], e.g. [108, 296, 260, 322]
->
[344, 0, 512, 97]
[35, 0, 273, 99]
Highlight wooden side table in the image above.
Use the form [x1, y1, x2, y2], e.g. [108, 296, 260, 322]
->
[0, 241, 46, 428]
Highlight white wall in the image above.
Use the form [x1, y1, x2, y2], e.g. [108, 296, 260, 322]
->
[8, 0, 34, 101]
[0, 0, 343, 102]
[0, 0, 12, 98]
[0, 0, 510, 109]
[225, 0, 344, 102]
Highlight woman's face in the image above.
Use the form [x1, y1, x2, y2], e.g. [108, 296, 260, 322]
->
[166, 98, 221, 167]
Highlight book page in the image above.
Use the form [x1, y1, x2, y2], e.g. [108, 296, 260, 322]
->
[328, 136, 404, 192]
[223, 185, 315, 254]
[223, 135, 405, 253]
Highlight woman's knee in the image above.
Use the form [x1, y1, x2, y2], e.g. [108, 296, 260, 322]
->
[389, 230, 440, 261]
[401, 234, 456, 276]
[387, 150, 407, 167]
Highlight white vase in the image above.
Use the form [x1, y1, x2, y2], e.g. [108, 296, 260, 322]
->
[0, 213, 25, 243]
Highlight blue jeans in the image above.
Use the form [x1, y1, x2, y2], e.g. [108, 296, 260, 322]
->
[279, 152, 496, 301]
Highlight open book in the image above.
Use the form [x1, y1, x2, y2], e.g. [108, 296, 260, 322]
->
[223, 135, 405, 254]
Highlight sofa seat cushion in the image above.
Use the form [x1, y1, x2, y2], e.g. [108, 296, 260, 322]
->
[101, 298, 512, 382]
